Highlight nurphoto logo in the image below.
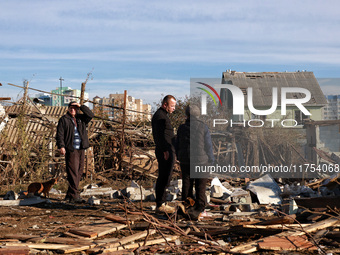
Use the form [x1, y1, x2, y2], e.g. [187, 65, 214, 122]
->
[198, 82, 312, 116]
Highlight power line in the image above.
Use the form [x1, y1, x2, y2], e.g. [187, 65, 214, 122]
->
[6, 82, 152, 115]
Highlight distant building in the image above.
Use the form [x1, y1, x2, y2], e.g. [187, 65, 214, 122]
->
[93, 96, 115, 119]
[35, 87, 89, 107]
[51, 87, 89, 107]
[93, 93, 151, 121]
[323, 95, 340, 120]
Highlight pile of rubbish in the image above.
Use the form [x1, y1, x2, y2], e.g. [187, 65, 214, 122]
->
[1, 173, 340, 254]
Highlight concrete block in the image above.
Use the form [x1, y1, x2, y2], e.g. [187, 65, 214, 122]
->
[81, 187, 115, 196]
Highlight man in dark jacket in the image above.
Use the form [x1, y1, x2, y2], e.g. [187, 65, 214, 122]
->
[56, 101, 94, 203]
[152, 95, 177, 214]
[176, 105, 214, 220]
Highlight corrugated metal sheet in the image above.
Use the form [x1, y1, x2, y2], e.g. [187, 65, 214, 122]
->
[222, 71, 327, 107]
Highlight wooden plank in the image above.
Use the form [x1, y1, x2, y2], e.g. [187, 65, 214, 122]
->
[259, 214, 296, 225]
[231, 217, 339, 254]
[105, 214, 133, 225]
[106, 229, 156, 248]
[62, 244, 98, 254]
[89, 229, 157, 253]
[5, 243, 96, 254]
[0, 245, 29, 254]
[69, 228, 97, 238]
[63, 231, 93, 240]
[101, 235, 178, 253]
[69, 222, 127, 239]
[27, 237, 94, 246]
[3, 234, 40, 241]
[258, 236, 317, 251]
[5, 243, 74, 250]
[242, 223, 310, 230]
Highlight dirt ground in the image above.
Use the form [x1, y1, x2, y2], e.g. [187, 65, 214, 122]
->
[0, 194, 125, 236]
[0, 176, 152, 237]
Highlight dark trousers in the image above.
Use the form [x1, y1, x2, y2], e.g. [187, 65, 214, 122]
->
[155, 149, 175, 207]
[180, 163, 193, 201]
[65, 149, 85, 199]
[181, 163, 208, 212]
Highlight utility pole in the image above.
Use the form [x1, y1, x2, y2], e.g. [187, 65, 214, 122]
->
[59, 77, 64, 106]
[80, 82, 86, 105]
[119, 90, 127, 170]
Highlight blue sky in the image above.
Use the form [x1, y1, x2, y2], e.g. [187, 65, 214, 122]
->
[1, 0, 340, 105]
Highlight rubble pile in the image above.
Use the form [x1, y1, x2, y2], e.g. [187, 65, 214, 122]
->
[1, 173, 340, 254]
[1, 100, 340, 253]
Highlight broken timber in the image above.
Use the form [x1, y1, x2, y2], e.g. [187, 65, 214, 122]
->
[68, 220, 127, 239]
[230, 217, 339, 253]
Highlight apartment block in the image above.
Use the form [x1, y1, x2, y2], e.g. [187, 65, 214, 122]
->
[93, 93, 151, 121]
[323, 95, 340, 120]
[35, 87, 89, 107]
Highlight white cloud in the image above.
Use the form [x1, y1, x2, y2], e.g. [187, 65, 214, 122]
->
[1, 0, 340, 102]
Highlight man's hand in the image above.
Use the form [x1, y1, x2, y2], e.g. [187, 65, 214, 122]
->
[73, 102, 81, 108]
[60, 148, 66, 156]
[163, 151, 169, 160]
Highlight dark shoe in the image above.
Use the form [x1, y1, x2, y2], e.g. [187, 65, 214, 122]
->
[187, 207, 202, 221]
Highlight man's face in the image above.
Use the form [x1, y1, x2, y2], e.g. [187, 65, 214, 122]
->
[68, 105, 79, 117]
[164, 98, 176, 114]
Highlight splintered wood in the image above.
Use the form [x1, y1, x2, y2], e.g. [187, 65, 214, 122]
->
[230, 217, 339, 254]
[1, 203, 339, 254]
